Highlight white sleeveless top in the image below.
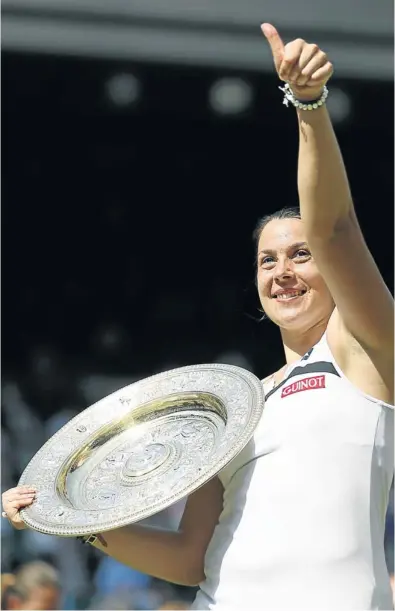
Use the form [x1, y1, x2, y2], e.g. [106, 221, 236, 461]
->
[191, 333, 394, 610]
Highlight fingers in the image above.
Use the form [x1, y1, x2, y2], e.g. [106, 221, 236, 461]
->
[288, 43, 319, 85]
[12, 497, 35, 510]
[261, 23, 285, 73]
[279, 39, 305, 82]
[261, 26, 333, 93]
[3, 485, 36, 496]
[1, 486, 35, 530]
[283, 43, 328, 86]
[3, 488, 36, 502]
[307, 62, 334, 83]
[2, 487, 36, 512]
[300, 51, 329, 80]
[5, 490, 35, 500]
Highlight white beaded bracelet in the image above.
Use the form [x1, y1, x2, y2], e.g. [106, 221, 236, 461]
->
[279, 83, 328, 110]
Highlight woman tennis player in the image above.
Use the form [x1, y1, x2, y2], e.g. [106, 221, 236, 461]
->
[3, 24, 393, 610]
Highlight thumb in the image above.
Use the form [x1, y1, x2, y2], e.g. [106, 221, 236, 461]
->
[261, 23, 285, 73]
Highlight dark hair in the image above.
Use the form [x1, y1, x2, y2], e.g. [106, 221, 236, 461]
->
[253, 206, 301, 250]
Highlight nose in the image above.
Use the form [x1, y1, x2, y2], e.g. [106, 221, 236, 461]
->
[273, 258, 295, 282]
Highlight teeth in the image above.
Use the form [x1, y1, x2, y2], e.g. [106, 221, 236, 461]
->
[276, 291, 303, 300]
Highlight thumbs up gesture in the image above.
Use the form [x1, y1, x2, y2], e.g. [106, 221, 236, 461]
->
[261, 23, 333, 102]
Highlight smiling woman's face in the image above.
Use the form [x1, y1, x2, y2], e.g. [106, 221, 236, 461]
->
[256, 218, 334, 332]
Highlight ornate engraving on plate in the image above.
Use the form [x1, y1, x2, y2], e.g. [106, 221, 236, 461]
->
[19, 364, 264, 537]
[123, 442, 169, 476]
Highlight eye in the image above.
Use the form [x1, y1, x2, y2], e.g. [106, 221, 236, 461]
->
[259, 255, 276, 267]
[293, 249, 310, 260]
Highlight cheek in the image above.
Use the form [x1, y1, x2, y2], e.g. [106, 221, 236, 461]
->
[299, 265, 324, 292]
[257, 272, 271, 298]
[306, 275, 334, 309]
[308, 274, 331, 297]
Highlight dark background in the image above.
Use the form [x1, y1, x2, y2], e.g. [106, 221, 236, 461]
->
[3, 53, 393, 388]
[2, 51, 394, 609]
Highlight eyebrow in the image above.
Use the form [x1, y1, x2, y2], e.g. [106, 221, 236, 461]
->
[258, 241, 309, 256]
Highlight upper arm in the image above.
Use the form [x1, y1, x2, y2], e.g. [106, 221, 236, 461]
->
[308, 210, 394, 359]
[178, 476, 224, 582]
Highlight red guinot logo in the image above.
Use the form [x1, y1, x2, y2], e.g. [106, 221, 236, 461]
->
[281, 375, 326, 398]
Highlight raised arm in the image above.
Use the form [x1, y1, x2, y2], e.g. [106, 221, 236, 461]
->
[262, 24, 393, 378]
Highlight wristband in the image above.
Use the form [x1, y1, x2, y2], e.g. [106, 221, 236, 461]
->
[279, 83, 329, 110]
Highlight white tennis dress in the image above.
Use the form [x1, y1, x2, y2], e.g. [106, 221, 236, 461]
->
[191, 333, 394, 610]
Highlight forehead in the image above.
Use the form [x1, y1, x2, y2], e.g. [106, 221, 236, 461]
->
[258, 218, 306, 252]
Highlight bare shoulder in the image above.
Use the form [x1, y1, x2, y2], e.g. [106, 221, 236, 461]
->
[262, 373, 274, 385]
[327, 308, 393, 404]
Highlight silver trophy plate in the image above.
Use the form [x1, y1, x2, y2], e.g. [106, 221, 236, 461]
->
[19, 364, 264, 537]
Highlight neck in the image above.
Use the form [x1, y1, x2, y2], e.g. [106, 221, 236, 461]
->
[280, 319, 328, 365]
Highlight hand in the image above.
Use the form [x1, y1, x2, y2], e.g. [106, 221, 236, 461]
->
[261, 23, 333, 101]
[2, 485, 36, 530]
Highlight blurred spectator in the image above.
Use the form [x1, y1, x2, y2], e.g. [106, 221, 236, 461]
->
[2, 382, 46, 473]
[158, 601, 190, 610]
[1, 575, 16, 606]
[20, 531, 91, 609]
[1, 561, 60, 610]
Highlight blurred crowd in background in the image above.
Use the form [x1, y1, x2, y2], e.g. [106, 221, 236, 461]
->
[2, 1, 394, 609]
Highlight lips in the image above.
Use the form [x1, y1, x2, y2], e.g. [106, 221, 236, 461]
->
[272, 289, 307, 300]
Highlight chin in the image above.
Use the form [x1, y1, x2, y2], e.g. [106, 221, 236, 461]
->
[273, 311, 307, 330]
[263, 299, 319, 331]
[263, 299, 303, 323]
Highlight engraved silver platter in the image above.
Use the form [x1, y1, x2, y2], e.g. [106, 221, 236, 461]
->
[19, 364, 264, 537]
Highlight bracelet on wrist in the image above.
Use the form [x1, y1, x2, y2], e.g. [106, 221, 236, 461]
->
[279, 83, 328, 110]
